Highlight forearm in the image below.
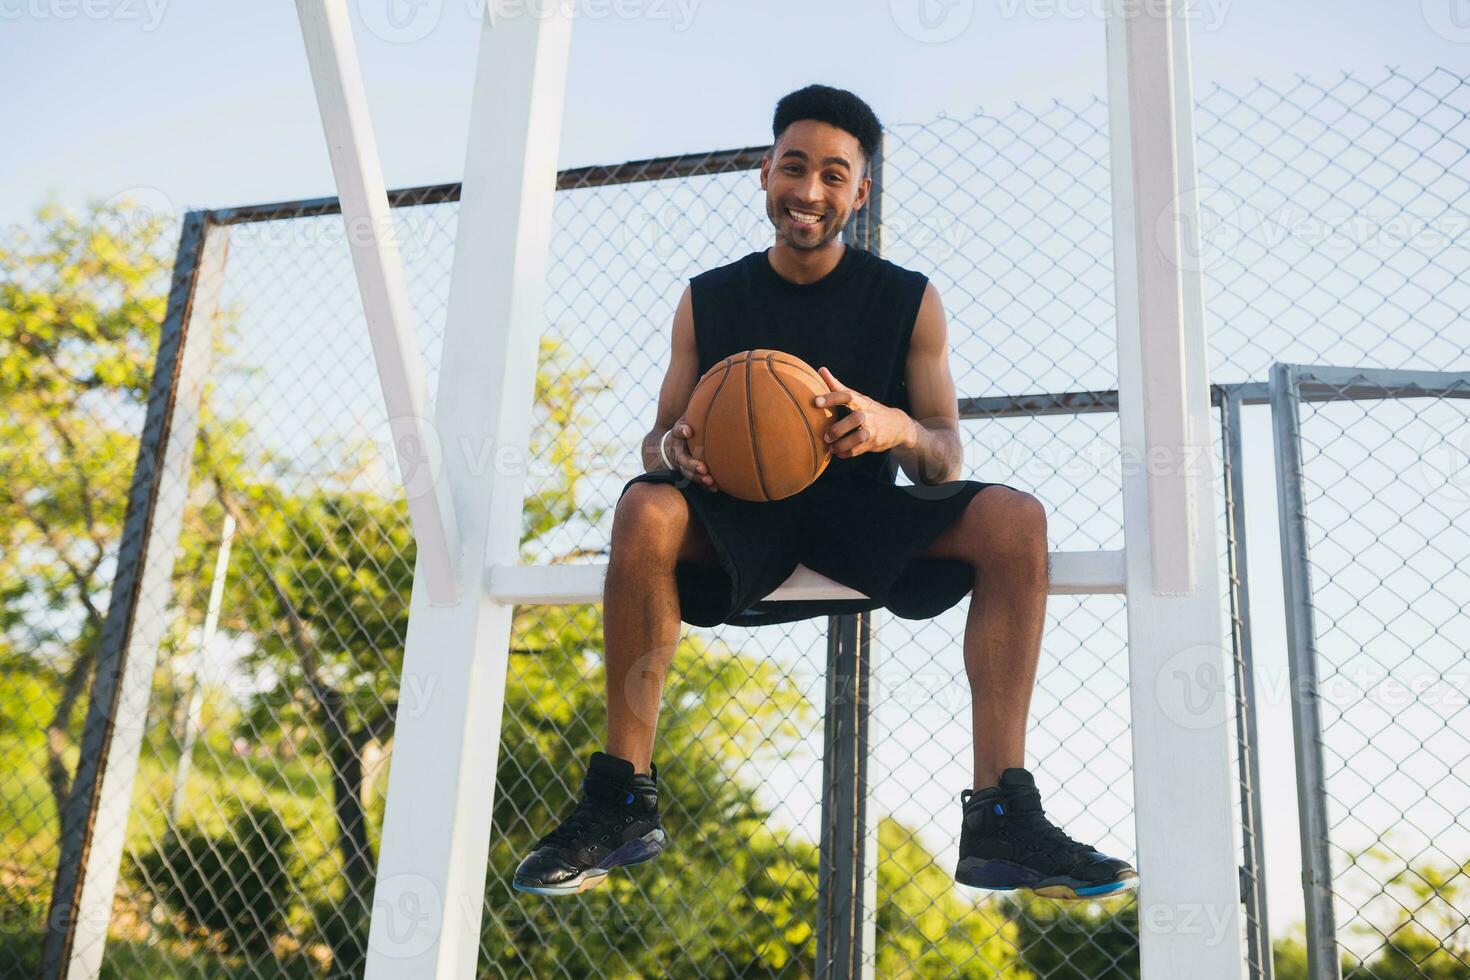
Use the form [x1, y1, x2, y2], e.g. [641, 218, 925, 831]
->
[641, 427, 673, 472]
[893, 416, 963, 485]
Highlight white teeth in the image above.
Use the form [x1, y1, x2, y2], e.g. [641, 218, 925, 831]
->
[787, 208, 822, 224]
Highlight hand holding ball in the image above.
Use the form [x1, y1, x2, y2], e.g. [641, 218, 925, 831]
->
[682, 349, 837, 501]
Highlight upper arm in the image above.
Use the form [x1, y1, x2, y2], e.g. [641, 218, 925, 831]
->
[652, 285, 699, 432]
[904, 281, 960, 432]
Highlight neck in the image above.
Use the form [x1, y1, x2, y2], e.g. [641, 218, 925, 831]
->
[767, 241, 845, 285]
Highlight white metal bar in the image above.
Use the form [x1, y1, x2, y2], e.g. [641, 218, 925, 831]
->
[295, 0, 460, 605]
[1117, 0, 1196, 595]
[1105, 0, 1245, 977]
[169, 512, 237, 829]
[360, 3, 574, 977]
[58, 220, 231, 980]
[484, 550, 1127, 606]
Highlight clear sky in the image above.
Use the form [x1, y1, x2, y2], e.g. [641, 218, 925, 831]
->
[2, 1, 1465, 226]
[4, 0, 1466, 958]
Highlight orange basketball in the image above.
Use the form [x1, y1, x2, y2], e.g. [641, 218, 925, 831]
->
[684, 349, 836, 502]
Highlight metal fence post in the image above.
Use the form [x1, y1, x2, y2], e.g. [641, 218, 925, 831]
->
[817, 141, 883, 980]
[1268, 363, 1340, 980]
[817, 613, 877, 980]
[42, 211, 229, 979]
[1219, 386, 1273, 980]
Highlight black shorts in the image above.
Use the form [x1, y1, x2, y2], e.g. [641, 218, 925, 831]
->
[618, 468, 1014, 628]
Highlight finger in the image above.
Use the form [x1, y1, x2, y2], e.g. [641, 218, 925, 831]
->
[823, 413, 857, 443]
[818, 366, 842, 391]
[675, 423, 703, 469]
[824, 410, 868, 443]
[814, 389, 853, 409]
[674, 450, 713, 486]
[671, 431, 710, 475]
[830, 425, 870, 457]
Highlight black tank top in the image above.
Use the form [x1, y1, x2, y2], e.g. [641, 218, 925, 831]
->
[689, 245, 929, 485]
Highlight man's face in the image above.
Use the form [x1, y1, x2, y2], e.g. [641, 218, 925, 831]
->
[761, 119, 870, 252]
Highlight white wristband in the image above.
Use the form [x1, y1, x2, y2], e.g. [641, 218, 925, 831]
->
[658, 428, 677, 471]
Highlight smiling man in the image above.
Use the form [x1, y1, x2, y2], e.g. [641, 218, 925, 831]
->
[513, 84, 1137, 902]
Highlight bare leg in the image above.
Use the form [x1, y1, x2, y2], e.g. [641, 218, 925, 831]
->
[602, 482, 716, 774]
[917, 486, 1050, 790]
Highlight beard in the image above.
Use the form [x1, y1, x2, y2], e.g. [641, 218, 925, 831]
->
[767, 196, 847, 251]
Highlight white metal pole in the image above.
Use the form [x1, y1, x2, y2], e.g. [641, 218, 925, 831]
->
[294, 0, 461, 606]
[1104, 1, 1246, 977]
[57, 220, 231, 980]
[168, 512, 236, 830]
[359, 3, 574, 977]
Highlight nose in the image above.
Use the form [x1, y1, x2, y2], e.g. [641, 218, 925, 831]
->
[794, 172, 827, 206]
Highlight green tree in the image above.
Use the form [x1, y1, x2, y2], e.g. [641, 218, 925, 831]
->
[176, 335, 612, 974]
[0, 200, 175, 816]
[1343, 848, 1470, 979]
[1272, 850, 1469, 979]
[876, 818, 1026, 977]
[4, 200, 1031, 977]
[1003, 894, 1138, 979]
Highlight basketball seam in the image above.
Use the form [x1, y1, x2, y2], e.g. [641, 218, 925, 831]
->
[743, 351, 771, 501]
[764, 353, 823, 485]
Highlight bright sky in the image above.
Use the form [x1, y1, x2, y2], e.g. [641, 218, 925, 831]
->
[2, 0, 1464, 226]
[4, 0, 1466, 958]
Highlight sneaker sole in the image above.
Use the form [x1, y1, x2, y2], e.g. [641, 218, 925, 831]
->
[955, 858, 1138, 901]
[513, 829, 666, 897]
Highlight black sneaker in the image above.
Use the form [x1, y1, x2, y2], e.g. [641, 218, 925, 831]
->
[512, 751, 666, 896]
[955, 767, 1138, 900]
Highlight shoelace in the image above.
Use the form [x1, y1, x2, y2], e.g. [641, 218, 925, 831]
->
[537, 794, 625, 850]
[1009, 808, 1094, 858]
[963, 788, 1095, 860]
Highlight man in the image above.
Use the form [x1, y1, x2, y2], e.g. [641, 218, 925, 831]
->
[513, 84, 1137, 901]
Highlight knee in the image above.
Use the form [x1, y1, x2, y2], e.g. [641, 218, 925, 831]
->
[611, 483, 687, 560]
[969, 488, 1047, 571]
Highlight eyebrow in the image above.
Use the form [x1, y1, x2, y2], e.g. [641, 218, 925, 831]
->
[779, 148, 852, 172]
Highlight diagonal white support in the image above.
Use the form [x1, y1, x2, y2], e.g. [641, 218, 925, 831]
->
[1106, 1, 1245, 977]
[295, 0, 460, 605]
[352, 3, 575, 977]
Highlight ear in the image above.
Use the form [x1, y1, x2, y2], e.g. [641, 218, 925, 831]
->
[854, 172, 871, 211]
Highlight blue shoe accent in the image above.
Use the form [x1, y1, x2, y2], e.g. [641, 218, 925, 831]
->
[1074, 879, 1131, 897]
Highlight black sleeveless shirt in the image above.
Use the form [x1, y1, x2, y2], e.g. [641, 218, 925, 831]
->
[689, 245, 929, 485]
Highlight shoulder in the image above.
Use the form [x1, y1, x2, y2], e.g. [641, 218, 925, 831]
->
[854, 248, 928, 294]
[690, 252, 758, 291]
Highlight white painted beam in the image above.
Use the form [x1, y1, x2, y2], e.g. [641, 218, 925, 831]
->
[62, 223, 231, 980]
[484, 550, 1127, 606]
[295, 0, 460, 605]
[358, 2, 574, 977]
[1105, 1, 1245, 977]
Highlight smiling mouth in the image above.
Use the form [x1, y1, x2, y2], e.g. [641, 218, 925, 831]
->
[786, 207, 824, 226]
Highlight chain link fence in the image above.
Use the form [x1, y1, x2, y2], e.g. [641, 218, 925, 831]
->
[1, 65, 1466, 978]
[1271, 366, 1470, 979]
